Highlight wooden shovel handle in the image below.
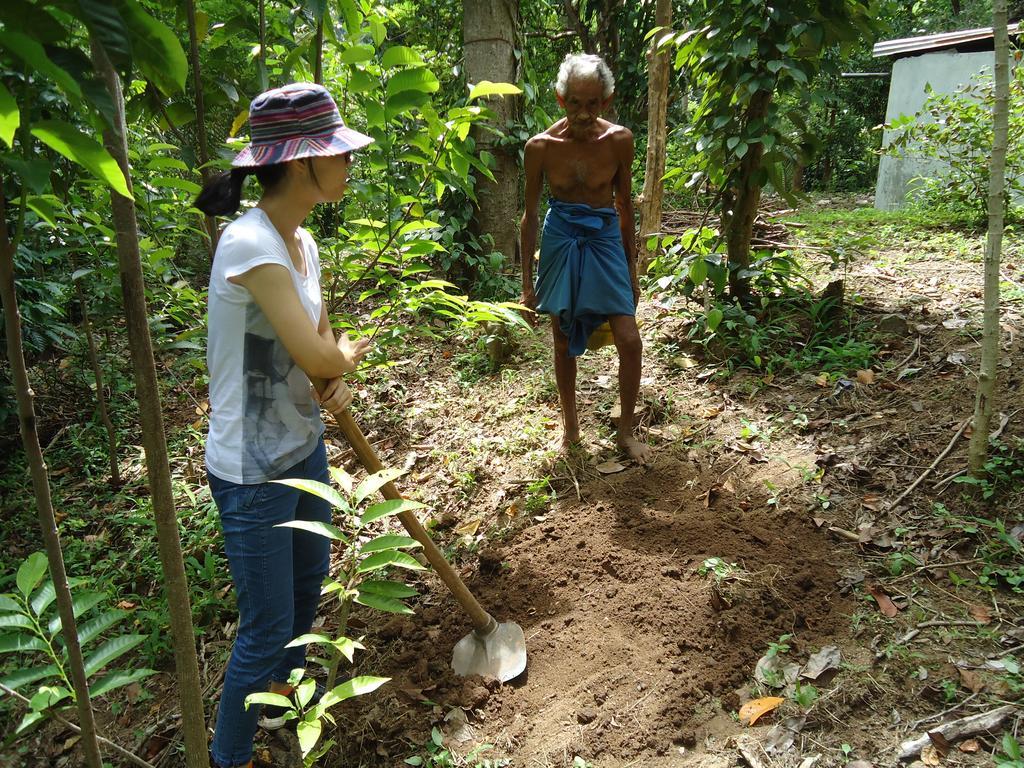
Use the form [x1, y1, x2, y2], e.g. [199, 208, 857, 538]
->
[324, 400, 494, 632]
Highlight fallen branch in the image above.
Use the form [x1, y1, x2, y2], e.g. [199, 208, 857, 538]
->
[0, 683, 156, 768]
[888, 417, 971, 510]
[894, 336, 921, 372]
[898, 704, 1014, 759]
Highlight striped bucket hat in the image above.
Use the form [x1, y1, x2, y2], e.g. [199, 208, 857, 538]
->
[232, 82, 373, 168]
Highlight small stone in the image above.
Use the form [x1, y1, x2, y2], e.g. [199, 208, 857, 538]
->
[878, 313, 910, 336]
[577, 707, 598, 724]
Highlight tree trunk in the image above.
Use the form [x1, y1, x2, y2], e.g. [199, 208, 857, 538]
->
[186, 0, 218, 254]
[71, 261, 120, 486]
[89, 41, 210, 768]
[0, 198, 105, 768]
[968, 0, 1009, 476]
[637, 0, 672, 274]
[725, 89, 772, 299]
[313, 17, 325, 85]
[463, 0, 521, 272]
[257, 0, 268, 90]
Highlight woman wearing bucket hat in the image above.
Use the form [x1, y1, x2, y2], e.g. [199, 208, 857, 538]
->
[195, 82, 374, 768]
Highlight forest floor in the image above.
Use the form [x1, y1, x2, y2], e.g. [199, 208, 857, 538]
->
[2, 198, 1023, 768]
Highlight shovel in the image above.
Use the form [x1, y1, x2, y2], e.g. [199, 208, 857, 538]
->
[322, 397, 526, 683]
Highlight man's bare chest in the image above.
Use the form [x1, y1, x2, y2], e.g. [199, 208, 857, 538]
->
[545, 143, 617, 188]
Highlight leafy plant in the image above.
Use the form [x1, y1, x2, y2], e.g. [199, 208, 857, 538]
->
[244, 466, 427, 764]
[997, 733, 1024, 768]
[0, 552, 154, 735]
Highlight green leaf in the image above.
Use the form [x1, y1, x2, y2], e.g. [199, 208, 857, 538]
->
[110, 0, 187, 95]
[271, 477, 347, 510]
[297, 716, 322, 756]
[386, 68, 440, 98]
[15, 709, 48, 736]
[0, 154, 51, 194]
[359, 580, 418, 598]
[89, 667, 155, 698]
[48, 592, 106, 636]
[316, 675, 389, 712]
[284, 633, 333, 649]
[0, 664, 58, 693]
[468, 81, 522, 100]
[354, 468, 407, 505]
[16, 553, 48, 598]
[31, 121, 131, 199]
[83, 634, 145, 678]
[26, 195, 62, 228]
[0, 595, 22, 613]
[338, 44, 375, 64]
[0, 82, 18, 148]
[245, 691, 292, 710]
[29, 684, 70, 712]
[360, 498, 426, 526]
[381, 46, 422, 68]
[0, 614, 33, 629]
[73, 609, 127, 647]
[77, 0, 132, 71]
[689, 258, 708, 285]
[367, 18, 386, 47]
[359, 535, 421, 555]
[354, 591, 413, 614]
[385, 90, 430, 120]
[356, 550, 425, 574]
[0, 634, 48, 654]
[276, 520, 349, 543]
[0, 32, 82, 99]
[706, 308, 724, 333]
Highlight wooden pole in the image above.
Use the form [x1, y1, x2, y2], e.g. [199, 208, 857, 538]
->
[89, 41, 211, 768]
[0, 195, 105, 768]
[968, 0, 1009, 475]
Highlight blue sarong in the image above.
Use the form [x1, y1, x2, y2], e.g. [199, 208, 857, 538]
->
[535, 198, 635, 357]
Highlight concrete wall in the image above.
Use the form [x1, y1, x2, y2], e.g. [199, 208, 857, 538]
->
[875, 50, 995, 210]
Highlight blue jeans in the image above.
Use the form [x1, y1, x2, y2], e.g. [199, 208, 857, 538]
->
[208, 439, 331, 768]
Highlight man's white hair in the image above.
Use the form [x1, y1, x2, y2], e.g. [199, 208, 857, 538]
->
[555, 53, 614, 99]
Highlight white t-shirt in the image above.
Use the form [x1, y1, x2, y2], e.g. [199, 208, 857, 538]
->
[205, 208, 325, 484]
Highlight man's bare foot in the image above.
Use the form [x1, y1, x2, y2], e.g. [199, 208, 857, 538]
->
[617, 432, 652, 465]
[551, 430, 583, 454]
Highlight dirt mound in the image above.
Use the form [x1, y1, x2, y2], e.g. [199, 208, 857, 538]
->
[339, 455, 850, 766]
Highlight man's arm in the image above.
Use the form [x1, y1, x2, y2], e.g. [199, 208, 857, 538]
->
[612, 128, 640, 306]
[520, 136, 545, 319]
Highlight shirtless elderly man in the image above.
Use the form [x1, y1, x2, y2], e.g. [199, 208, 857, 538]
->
[521, 53, 651, 464]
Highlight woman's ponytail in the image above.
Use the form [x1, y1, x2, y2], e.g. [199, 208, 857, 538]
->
[195, 168, 250, 216]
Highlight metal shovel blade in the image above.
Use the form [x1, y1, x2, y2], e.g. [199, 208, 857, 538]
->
[452, 619, 527, 683]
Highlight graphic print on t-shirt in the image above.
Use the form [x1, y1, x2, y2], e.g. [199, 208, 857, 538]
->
[241, 304, 319, 479]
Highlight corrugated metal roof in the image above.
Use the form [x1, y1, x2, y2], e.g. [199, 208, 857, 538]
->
[873, 23, 1021, 58]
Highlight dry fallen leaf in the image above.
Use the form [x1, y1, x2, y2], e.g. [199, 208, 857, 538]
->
[920, 744, 941, 766]
[958, 739, 980, 754]
[801, 646, 842, 681]
[814, 373, 829, 387]
[739, 696, 785, 726]
[968, 604, 991, 625]
[596, 461, 627, 475]
[856, 369, 875, 384]
[454, 518, 482, 537]
[866, 584, 899, 617]
[116, 600, 136, 610]
[861, 494, 884, 511]
[957, 667, 986, 694]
